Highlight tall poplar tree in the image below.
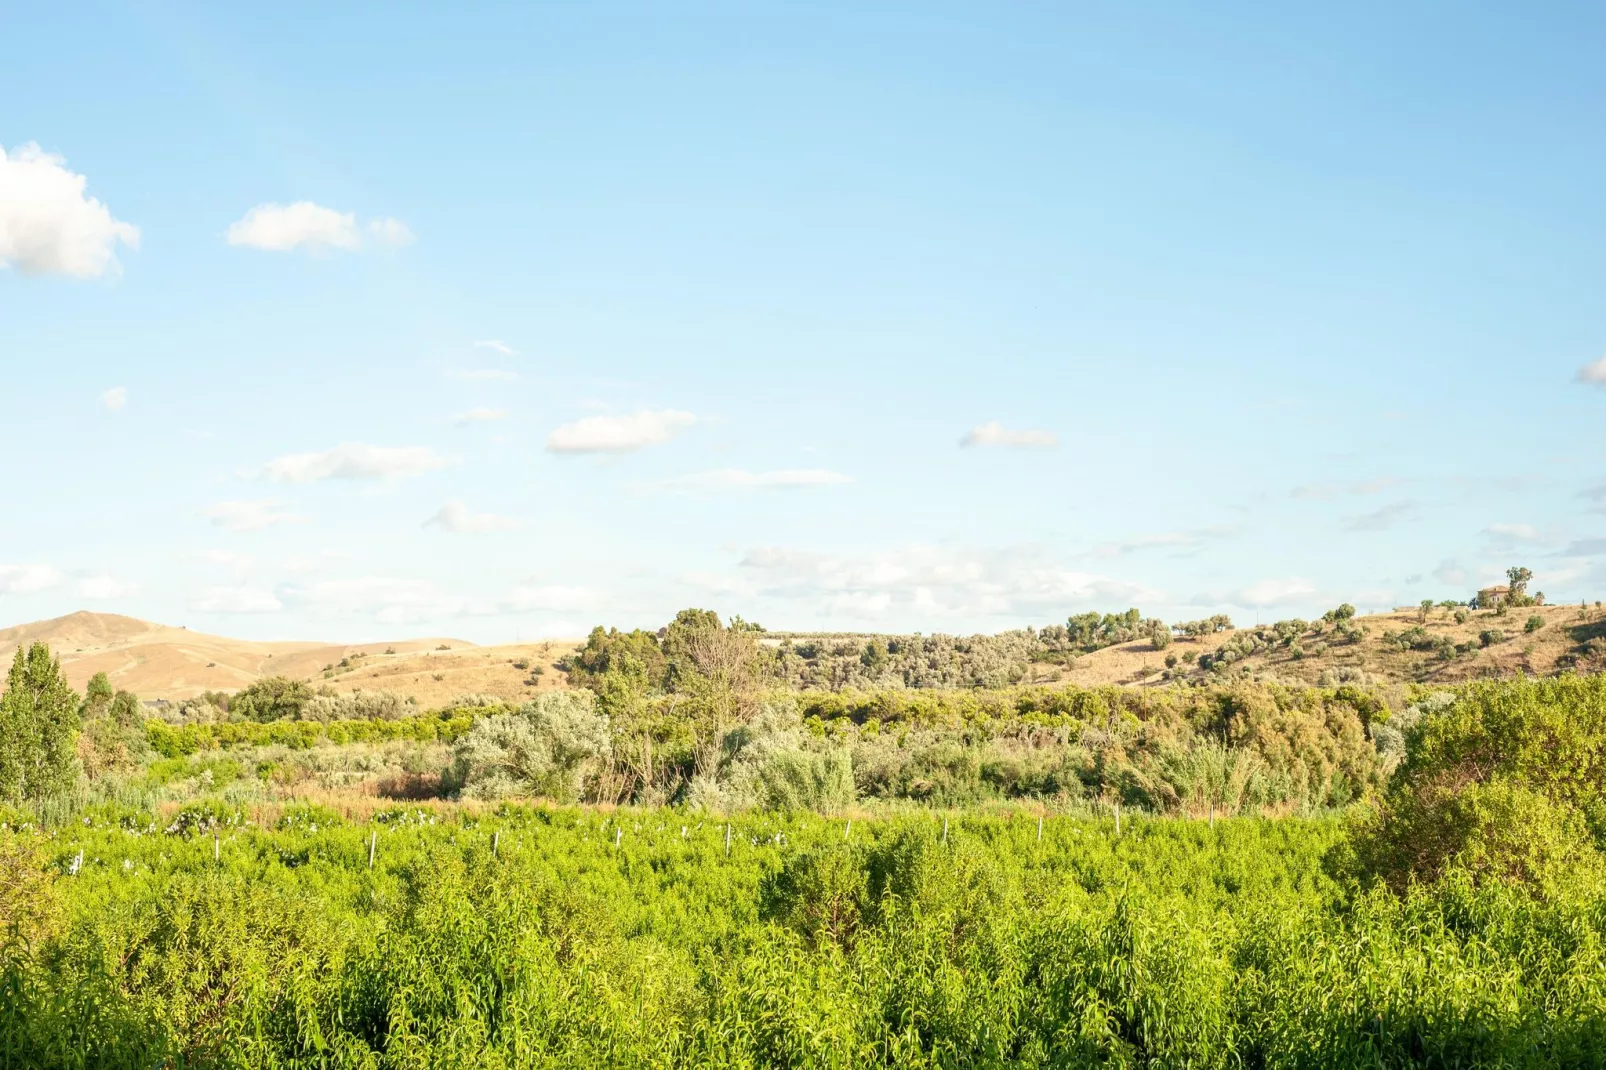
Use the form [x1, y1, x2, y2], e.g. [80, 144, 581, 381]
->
[0, 643, 81, 804]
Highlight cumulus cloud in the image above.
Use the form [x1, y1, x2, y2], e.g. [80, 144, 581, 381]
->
[1576, 356, 1606, 385]
[102, 386, 126, 411]
[260, 443, 446, 484]
[0, 142, 140, 278]
[662, 468, 852, 491]
[77, 575, 135, 599]
[192, 585, 283, 613]
[0, 564, 63, 595]
[547, 409, 696, 454]
[202, 499, 303, 532]
[226, 202, 413, 253]
[423, 501, 519, 534]
[447, 368, 520, 382]
[452, 407, 507, 426]
[474, 339, 517, 356]
[702, 543, 1155, 623]
[959, 421, 1058, 448]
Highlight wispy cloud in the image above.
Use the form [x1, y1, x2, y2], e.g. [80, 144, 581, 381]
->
[447, 368, 520, 382]
[1561, 538, 1606, 557]
[474, 339, 517, 356]
[76, 575, 135, 599]
[1576, 356, 1606, 385]
[260, 443, 446, 484]
[662, 468, 852, 492]
[1483, 522, 1542, 542]
[226, 202, 413, 253]
[1291, 477, 1401, 500]
[959, 421, 1058, 448]
[423, 501, 519, 534]
[101, 386, 126, 411]
[202, 499, 303, 532]
[1343, 501, 1415, 531]
[0, 142, 139, 277]
[452, 407, 507, 426]
[547, 410, 696, 454]
[1194, 577, 1317, 609]
[0, 564, 62, 595]
[1089, 526, 1236, 558]
[191, 585, 284, 613]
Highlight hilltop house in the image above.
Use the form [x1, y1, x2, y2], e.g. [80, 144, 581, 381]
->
[1476, 585, 1510, 608]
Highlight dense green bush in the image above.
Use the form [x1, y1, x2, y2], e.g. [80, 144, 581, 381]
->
[1346, 675, 1606, 895]
[5, 807, 1606, 1066]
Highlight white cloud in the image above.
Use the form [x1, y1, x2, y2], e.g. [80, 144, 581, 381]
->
[261, 443, 446, 484]
[547, 409, 696, 454]
[202, 499, 303, 532]
[663, 468, 852, 491]
[423, 501, 519, 534]
[1434, 559, 1469, 586]
[474, 339, 517, 356]
[710, 543, 1155, 623]
[959, 421, 1058, 448]
[1576, 356, 1606, 385]
[447, 368, 520, 382]
[503, 584, 594, 612]
[76, 575, 135, 599]
[1228, 577, 1317, 608]
[227, 202, 362, 252]
[1483, 522, 1542, 542]
[452, 407, 507, 426]
[192, 585, 283, 613]
[102, 386, 126, 411]
[203, 548, 257, 568]
[0, 564, 63, 594]
[366, 217, 415, 247]
[0, 142, 140, 278]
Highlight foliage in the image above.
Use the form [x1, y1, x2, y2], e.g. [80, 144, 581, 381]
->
[6, 807, 1606, 1065]
[0, 644, 80, 805]
[229, 675, 314, 722]
[451, 691, 612, 801]
[1347, 675, 1606, 895]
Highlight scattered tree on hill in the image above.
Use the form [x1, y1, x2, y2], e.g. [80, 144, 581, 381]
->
[230, 676, 313, 722]
[0, 643, 81, 805]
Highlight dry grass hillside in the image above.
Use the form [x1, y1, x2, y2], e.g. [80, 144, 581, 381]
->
[1055, 602, 1606, 690]
[5, 604, 1604, 711]
[0, 612, 574, 706]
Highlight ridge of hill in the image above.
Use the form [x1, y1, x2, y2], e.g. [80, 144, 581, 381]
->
[4, 603, 1604, 711]
[0, 611, 569, 707]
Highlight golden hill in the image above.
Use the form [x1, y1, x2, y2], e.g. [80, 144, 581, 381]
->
[1050, 602, 1606, 690]
[0, 611, 574, 707]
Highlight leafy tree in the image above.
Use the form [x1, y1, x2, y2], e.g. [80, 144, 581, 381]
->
[451, 691, 611, 801]
[230, 676, 313, 722]
[81, 671, 114, 717]
[0, 643, 81, 804]
[1419, 599, 1434, 623]
[80, 688, 151, 780]
[1323, 604, 1357, 624]
[1348, 676, 1606, 894]
[1507, 566, 1533, 602]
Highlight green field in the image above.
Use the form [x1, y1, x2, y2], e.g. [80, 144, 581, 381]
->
[5, 805, 1606, 1068]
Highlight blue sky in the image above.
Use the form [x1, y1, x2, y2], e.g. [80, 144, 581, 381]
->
[2, 1, 1604, 642]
